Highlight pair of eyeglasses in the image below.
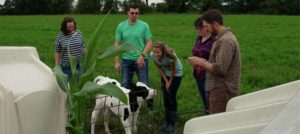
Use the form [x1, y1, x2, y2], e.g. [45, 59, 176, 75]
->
[130, 12, 139, 15]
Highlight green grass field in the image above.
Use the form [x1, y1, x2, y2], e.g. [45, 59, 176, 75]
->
[0, 14, 299, 133]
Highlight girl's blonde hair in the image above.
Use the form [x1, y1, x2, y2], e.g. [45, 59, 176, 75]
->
[153, 41, 175, 60]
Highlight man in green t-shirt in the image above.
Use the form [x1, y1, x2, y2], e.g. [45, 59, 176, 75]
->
[114, 4, 153, 109]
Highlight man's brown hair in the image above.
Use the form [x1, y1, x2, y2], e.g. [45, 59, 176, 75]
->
[201, 9, 223, 25]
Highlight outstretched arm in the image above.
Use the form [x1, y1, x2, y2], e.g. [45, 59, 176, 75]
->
[137, 39, 152, 69]
[114, 40, 122, 72]
[55, 52, 60, 66]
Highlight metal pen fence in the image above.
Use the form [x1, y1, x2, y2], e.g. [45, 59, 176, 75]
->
[83, 90, 206, 134]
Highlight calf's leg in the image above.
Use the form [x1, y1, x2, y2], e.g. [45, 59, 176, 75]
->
[103, 108, 111, 134]
[91, 100, 102, 134]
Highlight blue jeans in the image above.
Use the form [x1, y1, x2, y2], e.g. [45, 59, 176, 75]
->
[194, 74, 208, 114]
[61, 64, 82, 82]
[121, 59, 153, 109]
[161, 76, 182, 126]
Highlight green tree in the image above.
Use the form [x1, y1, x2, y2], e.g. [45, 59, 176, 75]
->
[102, 0, 119, 13]
[155, 2, 168, 13]
[201, 0, 222, 12]
[245, 0, 263, 13]
[284, 0, 300, 15]
[145, 0, 148, 5]
[222, 0, 299, 14]
[188, 0, 202, 13]
[121, 0, 153, 14]
[163, 0, 199, 13]
[76, 0, 102, 14]
[226, 0, 248, 13]
[13, 0, 52, 14]
[138, 0, 153, 13]
[120, 0, 129, 13]
[260, 0, 281, 14]
[51, 0, 72, 14]
[0, 0, 15, 14]
[164, 0, 180, 12]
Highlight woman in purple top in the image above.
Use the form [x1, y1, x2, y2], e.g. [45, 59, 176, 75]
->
[191, 17, 215, 114]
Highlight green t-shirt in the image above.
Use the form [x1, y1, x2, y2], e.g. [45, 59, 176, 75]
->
[115, 19, 152, 60]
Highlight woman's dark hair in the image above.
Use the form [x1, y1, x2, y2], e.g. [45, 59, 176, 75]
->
[153, 42, 175, 60]
[60, 16, 77, 35]
[201, 9, 223, 25]
[194, 17, 203, 28]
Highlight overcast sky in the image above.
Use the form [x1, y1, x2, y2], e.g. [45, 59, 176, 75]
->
[0, 0, 164, 5]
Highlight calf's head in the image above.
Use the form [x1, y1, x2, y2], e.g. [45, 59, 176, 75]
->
[133, 82, 156, 100]
[128, 82, 156, 112]
[94, 76, 121, 87]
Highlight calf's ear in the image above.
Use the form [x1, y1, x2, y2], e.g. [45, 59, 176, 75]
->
[94, 78, 100, 83]
[136, 82, 148, 88]
[94, 76, 103, 83]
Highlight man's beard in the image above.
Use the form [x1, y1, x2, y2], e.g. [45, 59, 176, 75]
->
[212, 27, 218, 35]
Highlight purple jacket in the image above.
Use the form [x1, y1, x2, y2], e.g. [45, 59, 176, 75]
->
[192, 36, 215, 79]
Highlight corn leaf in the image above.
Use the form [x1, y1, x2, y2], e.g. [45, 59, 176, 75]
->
[75, 81, 128, 104]
[65, 122, 75, 134]
[81, 61, 95, 78]
[68, 45, 78, 77]
[66, 94, 74, 112]
[83, 11, 111, 71]
[78, 61, 95, 88]
[98, 44, 137, 59]
[52, 65, 68, 92]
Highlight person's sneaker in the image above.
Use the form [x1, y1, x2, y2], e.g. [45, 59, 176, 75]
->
[164, 124, 175, 134]
[147, 124, 153, 128]
[160, 122, 168, 131]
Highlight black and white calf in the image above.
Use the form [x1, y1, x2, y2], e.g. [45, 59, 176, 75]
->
[91, 76, 156, 134]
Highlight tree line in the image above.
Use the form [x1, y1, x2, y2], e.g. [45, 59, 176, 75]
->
[0, 0, 299, 15]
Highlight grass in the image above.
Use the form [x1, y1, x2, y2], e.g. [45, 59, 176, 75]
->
[0, 14, 299, 134]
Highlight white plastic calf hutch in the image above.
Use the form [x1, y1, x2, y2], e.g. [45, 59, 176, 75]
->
[184, 80, 300, 134]
[0, 47, 66, 134]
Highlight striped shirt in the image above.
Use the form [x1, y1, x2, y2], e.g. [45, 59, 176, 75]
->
[56, 30, 84, 67]
[205, 28, 241, 96]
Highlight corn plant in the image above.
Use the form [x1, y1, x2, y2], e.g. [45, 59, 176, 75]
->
[52, 13, 135, 134]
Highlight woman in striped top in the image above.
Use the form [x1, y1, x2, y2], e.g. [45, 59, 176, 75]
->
[55, 17, 84, 81]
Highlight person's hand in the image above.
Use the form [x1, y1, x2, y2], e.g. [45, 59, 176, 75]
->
[187, 56, 205, 66]
[136, 56, 145, 70]
[166, 81, 171, 92]
[115, 61, 121, 72]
